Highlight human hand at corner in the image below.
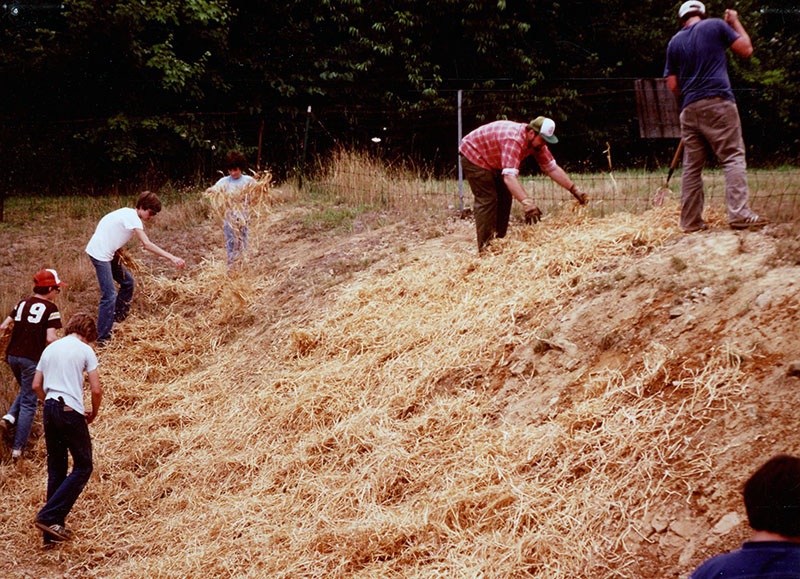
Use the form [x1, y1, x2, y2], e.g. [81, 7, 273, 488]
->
[173, 257, 186, 269]
[725, 9, 739, 24]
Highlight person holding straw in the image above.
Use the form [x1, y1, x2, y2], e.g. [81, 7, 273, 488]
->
[459, 117, 587, 252]
[85, 191, 185, 345]
[207, 151, 257, 268]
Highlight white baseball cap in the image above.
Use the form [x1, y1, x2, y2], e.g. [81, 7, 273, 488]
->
[678, 1, 705, 19]
[528, 116, 558, 144]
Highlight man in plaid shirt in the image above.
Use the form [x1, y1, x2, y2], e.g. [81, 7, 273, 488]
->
[460, 117, 587, 251]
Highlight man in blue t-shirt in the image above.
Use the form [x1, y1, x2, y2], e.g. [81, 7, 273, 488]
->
[664, 1, 768, 233]
[689, 454, 800, 578]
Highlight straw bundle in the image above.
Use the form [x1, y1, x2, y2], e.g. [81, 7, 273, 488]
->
[203, 170, 274, 226]
[1, 200, 760, 578]
[115, 247, 142, 274]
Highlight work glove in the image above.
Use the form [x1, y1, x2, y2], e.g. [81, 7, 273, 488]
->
[523, 202, 542, 225]
[570, 184, 588, 205]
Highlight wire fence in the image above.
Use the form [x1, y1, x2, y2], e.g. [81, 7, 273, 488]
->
[529, 169, 800, 221]
[313, 160, 800, 224]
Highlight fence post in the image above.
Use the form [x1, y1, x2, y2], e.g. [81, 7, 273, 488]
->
[457, 89, 464, 213]
[299, 105, 312, 189]
[256, 119, 264, 171]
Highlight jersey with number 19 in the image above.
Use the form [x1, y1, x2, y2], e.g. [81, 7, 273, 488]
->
[5, 297, 62, 362]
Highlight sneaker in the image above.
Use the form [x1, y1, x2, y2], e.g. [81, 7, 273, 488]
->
[34, 521, 73, 542]
[43, 527, 74, 548]
[730, 215, 770, 230]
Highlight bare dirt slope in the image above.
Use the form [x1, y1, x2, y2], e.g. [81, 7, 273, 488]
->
[1, 199, 799, 578]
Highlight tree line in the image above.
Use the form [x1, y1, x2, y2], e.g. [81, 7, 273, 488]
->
[1, 0, 798, 195]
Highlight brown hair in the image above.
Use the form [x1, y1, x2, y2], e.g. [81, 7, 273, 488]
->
[136, 191, 162, 214]
[744, 454, 800, 538]
[64, 313, 98, 343]
[225, 151, 248, 171]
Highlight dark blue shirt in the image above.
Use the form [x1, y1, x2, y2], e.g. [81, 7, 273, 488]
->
[690, 541, 800, 578]
[664, 18, 740, 110]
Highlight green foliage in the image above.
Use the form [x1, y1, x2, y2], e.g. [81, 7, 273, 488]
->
[1, 0, 232, 187]
[1, 0, 798, 193]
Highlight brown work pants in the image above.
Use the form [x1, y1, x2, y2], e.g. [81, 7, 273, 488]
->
[679, 98, 756, 230]
[462, 155, 513, 251]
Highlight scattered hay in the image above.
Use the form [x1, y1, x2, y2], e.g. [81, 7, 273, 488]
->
[0, 201, 759, 578]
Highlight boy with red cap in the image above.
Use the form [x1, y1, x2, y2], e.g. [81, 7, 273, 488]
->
[0, 269, 67, 461]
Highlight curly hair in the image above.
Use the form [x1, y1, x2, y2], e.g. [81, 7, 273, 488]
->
[225, 151, 248, 171]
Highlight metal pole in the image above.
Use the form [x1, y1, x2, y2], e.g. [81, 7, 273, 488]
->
[299, 105, 312, 189]
[457, 90, 464, 213]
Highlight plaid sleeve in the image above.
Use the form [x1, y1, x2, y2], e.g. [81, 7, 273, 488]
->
[499, 137, 525, 176]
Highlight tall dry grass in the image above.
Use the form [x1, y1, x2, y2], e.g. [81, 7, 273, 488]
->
[308, 147, 455, 218]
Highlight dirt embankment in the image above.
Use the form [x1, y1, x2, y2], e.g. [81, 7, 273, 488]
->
[1, 201, 799, 578]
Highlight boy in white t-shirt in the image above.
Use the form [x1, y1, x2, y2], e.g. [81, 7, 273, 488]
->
[32, 313, 102, 546]
[85, 191, 185, 344]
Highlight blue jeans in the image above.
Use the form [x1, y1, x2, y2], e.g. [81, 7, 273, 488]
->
[37, 399, 93, 528]
[223, 211, 249, 267]
[90, 255, 134, 343]
[6, 355, 38, 451]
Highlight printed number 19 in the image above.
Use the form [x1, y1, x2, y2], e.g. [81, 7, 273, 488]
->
[15, 301, 47, 324]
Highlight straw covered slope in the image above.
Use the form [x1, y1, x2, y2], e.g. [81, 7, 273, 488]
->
[1, 198, 800, 578]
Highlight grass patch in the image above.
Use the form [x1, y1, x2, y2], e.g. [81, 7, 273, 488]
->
[302, 205, 368, 233]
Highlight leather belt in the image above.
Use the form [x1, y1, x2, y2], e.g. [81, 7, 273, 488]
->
[56, 396, 74, 411]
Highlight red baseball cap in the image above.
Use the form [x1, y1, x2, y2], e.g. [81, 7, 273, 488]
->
[33, 268, 68, 288]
